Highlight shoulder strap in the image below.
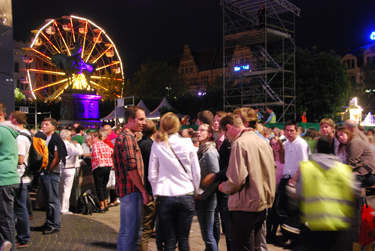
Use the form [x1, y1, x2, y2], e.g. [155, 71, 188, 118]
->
[19, 131, 32, 142]
[169, 146, 188, 173]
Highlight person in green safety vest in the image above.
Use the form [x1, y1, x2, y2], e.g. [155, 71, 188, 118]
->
[296, 135, 357, 251]
[265, 107, 276, 125]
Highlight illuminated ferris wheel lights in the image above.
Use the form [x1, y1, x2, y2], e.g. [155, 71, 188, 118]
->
[27, 70, 36, 99]
[30, 20, 54, 48]
[24, 15, 124, 100]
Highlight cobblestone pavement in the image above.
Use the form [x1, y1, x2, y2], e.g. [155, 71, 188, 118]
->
[25, 206, 285, 251]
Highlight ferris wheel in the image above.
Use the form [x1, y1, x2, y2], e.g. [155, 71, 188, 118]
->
[20, 15, 124, 101]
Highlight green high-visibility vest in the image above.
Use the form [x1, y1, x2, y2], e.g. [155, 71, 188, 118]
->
[269, 112, 276, 123]
[300, 160, 355, 231]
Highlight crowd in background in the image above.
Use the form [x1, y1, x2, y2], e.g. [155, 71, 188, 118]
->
[1, 101, 374, 251]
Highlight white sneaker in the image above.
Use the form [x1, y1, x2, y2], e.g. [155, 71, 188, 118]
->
[0, 241, 12, 251]
[61, 211, 73, 215]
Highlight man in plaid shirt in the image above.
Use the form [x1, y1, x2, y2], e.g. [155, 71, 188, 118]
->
[113, 106, 151, 251]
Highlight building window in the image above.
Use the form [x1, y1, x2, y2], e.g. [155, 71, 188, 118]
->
[43, 74, 48, 81]
[201, 76, 209, 86]
[186, 67, 189, 73]
[181, 68, 184, 74]
[15, 63, 19, 72]
[190, 78, 197, 86]
[190, 67, 193, 73]
[185, 54, 188, 60]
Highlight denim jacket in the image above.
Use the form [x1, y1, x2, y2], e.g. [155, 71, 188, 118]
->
[198, 147, 220, 200]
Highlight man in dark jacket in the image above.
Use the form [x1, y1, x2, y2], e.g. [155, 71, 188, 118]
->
[40, 118, 67, 235]
[138, 119, 157, 251]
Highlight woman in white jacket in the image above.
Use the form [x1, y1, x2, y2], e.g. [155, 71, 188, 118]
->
[148, 112, 200, 251]
[59, 129, 83, 214]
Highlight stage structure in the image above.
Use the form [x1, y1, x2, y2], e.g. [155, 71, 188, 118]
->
[221, 0, 300, 122]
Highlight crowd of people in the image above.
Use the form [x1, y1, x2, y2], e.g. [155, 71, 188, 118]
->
[1, 101, 374, 251]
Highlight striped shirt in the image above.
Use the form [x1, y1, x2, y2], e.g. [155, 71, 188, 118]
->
[113, 128, 144, 197]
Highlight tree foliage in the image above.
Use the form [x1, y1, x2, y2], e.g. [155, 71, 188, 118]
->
[132, 61, 188, 101]
[295, 48, 350, 122]
[96, 71, 124, 101]
[361, 61, 375, 107]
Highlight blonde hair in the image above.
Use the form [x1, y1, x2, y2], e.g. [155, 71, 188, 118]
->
[154, 112, 181, 144]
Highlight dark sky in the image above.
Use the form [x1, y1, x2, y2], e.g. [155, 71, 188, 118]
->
[12, 0, 375, 76]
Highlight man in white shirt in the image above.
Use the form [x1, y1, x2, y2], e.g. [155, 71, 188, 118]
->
[277, 121, 309, 212]
[276, 120, 309, 248]
[9, 111, 32, 248]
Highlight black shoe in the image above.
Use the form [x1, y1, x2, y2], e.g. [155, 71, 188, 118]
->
[95, 208, 105, 213]
[42, 227, 60, 235]
[104, 207, 109, 212]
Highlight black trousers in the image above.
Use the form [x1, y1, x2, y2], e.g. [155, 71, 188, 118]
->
[92, 166, 111, 202]
[229, 210, 266, 251]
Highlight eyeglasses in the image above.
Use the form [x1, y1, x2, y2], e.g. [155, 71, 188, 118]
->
[271, 143, 279, 146]
[197, 129, 209, 133]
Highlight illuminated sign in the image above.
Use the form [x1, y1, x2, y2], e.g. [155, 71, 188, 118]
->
[371, 32, 375, 40]
[234, 64, 250, 72]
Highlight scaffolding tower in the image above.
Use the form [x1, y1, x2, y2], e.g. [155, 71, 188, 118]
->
[221, 0, 300, 122]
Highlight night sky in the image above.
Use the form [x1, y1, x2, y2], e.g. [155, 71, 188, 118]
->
[12, 0, 375, 77]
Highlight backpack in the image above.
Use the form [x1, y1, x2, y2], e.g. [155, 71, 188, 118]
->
[77, 190, 98, 215]
[19, 132, 49, 176]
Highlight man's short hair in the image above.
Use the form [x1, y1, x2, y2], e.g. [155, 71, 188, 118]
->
[285, 119, 298, 130]
[197, 110, 214, 127]
[215, 111, 226, 119]
[76, 126, 85, 133]
[11, 111, 27, 124]
[219, 113, 243, 131]
[316, 135, 332, 154]
[233, 107, 257, 129]
[142, 119, 156, 138]
[358, 125, 366, 132]
[319, 118, 335, 128]
[125, 106, 144, 125]
[43, 117, 58, 128]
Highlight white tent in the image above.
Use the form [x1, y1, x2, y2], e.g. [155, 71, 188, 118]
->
[137, 99, 151, 116]
[101, 106, 126, 121]
[362, 112, 375, 126]
[147, 97, 184, 119]
[101, 99, 152, 121]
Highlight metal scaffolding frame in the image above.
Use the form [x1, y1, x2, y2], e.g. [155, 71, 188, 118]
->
[221, 0, 300, 122]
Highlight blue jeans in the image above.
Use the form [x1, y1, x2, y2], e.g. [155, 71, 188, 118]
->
[117, 192, 143, 251]
[14, 182, 30, 244]
[158, 195, 194, 251]
[196, 193, 218, 251]
[40, 172, 61, 229]
[216, 191, 231, 251]
[0, 184, 19, 251]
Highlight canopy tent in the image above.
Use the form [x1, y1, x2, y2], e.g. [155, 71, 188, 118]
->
[101, 99, 151, 121]
[147, 97, 184, 119]
[101, 106, 126, 121]
[137, 99, 151, 116]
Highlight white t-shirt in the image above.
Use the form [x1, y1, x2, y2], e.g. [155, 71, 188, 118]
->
[283, 136, 309, 176]
[17, 129, 33, 183]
